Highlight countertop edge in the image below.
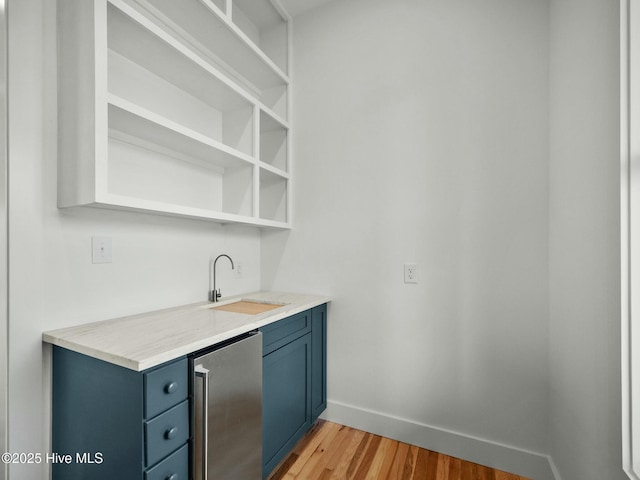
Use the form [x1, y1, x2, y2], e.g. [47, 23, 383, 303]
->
[43, 292, 331, 371]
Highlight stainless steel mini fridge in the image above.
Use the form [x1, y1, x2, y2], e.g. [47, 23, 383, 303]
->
[190, 331, 262, 479]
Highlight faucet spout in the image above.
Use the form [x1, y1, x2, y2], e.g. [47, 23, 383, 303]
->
[210, 254, 235, 302]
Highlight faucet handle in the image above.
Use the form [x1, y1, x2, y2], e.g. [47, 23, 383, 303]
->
[210, 288, 222, 303]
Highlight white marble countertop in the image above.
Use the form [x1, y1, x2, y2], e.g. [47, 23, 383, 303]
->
[42, 291, 331, 371]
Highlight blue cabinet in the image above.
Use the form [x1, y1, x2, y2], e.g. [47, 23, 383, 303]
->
[50, 302, 327, 480]
[261, 304, 327, 478]
[51, 347, 189, 480]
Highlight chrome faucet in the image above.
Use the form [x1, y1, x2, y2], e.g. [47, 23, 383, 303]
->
[210, 254, 234, 302]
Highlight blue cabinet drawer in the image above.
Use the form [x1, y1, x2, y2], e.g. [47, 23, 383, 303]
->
[144, 358, 188, 419]
[144, 400, 189, 467]
[144, 443, 188, 480]
[261, 310, 311, 355]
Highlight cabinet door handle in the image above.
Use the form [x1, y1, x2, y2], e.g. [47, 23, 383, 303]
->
[165, 475, 178, 480]
[194, 364, 209, 480]
[164, 382, 178, 394]
[164, 426, 178, 440]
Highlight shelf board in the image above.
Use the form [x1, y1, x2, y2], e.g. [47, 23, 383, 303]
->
[260, 107, 289, 132]
[109, 0, 254, 111]
[91, 192, 290, 228]
[129, 0, 289, 94]
[232, 0, 284, 31]
[254, 217, 291, 229]
[108, 96, 255, 169]
[259, 163, 288, 179]
[98, 193, 250, 222]
[259, 107, 288, 173]
[259, 168, 288, 223]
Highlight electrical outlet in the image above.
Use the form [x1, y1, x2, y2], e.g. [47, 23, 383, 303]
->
[235, 262, 243, 279]
[404, 263, 418, 284]
[92, 237, 112, 264]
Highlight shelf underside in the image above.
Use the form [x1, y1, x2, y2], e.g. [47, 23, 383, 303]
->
[76, 195, 291, 229]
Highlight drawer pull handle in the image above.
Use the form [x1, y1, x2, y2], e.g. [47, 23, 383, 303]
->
[164, 427, 178, 440]
[165, 475, 178, 480]
[164, 382, 178, 394]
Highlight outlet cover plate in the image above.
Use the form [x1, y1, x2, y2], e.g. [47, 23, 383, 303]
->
[404, 263, 418, 283]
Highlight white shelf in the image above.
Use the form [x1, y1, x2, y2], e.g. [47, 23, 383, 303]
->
[260, 108, 288, 173]
[94, 193, 261, 225]
[108, 96, 254, 167]
[108, 1, 256, 155]
[259, 168, 288, 223]
[57, 0, 292, 229]
[93, 193, 290, 228]
[108, 144, 253, 215]
[259, 162, 288, 179]
[130, 0, 289, 117]
[231, 0, 288, 73]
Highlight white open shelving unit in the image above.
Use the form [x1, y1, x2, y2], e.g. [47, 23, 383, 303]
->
[57, 0, 291, 228]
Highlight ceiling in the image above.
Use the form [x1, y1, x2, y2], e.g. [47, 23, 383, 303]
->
[277, 0, 336, 18]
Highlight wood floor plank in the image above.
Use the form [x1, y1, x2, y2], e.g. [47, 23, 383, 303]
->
[477, 463, 496, 480]
[352, 434, 383, 480]
[367, 437, 398, 480]
[271, 421, 532, 480]
[411, 447, 429, 479]
[386, 440, 411, 479]
[427, 450, 440, 479]
[269, 421, 328, 480]
[449, 456, 462, 480]
[460, 459, 474, 480]
[293, 420, 326, 455]
[345, 432, 375, 479]
[279, 420, 337, 479]
[495, 473, 522, 480]
[318, 424, 360, 478]
[269, 453, 300, 480]
[328, 427, 367, 479]
[292, 422, 344, 480]
[435, 453, 450, 480]
[317, 469, 334, 480]
[286, 421, 342, 479]
[406, 446, 419, 479]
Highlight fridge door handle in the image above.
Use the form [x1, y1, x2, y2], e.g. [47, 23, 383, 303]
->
[194, 364, 210, 480]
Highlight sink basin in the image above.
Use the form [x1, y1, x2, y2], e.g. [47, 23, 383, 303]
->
[210, 300, 284, 315]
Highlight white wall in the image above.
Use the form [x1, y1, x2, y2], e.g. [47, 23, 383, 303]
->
[7, 1, 261, 477]
[262, 0, 551, 476]
[548, 1, 625, 479]
[6, 0, 628, 479]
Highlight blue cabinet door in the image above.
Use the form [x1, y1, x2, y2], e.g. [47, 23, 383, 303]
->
[52, 347, 144, 480]
[261, 303, 328, 479]
[51, 346, 188, 480]
[262, 332, 311, 478]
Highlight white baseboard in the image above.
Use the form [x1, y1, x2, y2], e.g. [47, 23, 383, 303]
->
[321, 400, 559, 480]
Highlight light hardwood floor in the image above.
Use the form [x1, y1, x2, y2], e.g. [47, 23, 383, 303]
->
[268, 420, 532, 480]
